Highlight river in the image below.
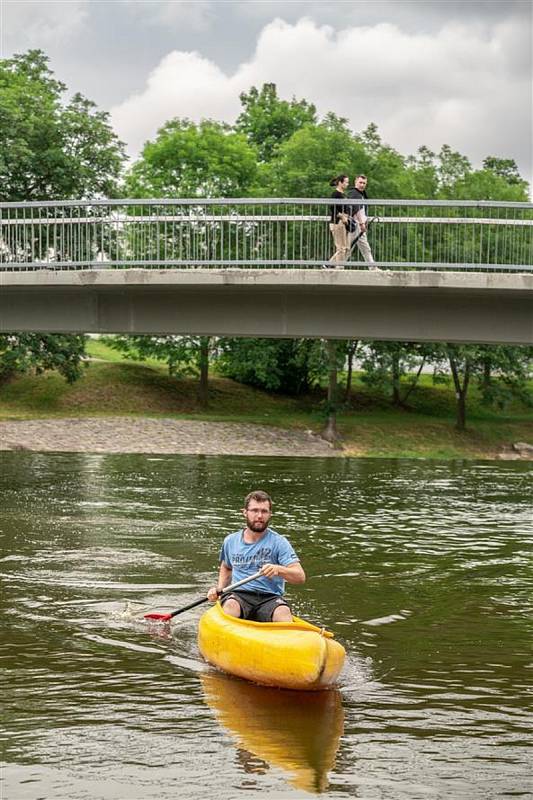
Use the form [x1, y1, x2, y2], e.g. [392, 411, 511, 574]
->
[2, 452, 532, 799]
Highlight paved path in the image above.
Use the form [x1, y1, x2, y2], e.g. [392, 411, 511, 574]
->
[0, 417, 337, 457]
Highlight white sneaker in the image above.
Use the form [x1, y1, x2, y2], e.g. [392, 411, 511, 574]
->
[369, 265, 382, 272]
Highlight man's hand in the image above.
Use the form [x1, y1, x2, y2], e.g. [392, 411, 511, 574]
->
[261, 561, 306, 584]
[207, 586, 220, 602]
[260, 563, 281, 578]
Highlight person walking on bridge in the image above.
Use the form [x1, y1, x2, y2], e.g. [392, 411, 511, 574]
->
[347, 175, 379, 269]
[326, 174, 350, 268]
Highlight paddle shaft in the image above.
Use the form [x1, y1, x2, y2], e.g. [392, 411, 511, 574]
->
[349, 216, 378, 252]
[152, 569, 264, 621]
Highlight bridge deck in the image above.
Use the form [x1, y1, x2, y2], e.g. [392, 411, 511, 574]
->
[2, 268, 531, 345]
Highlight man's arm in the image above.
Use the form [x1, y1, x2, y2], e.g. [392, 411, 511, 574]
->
[260, 561, 306, 584]
[355, 206, 367, 228]
[207, 562, 232, 601]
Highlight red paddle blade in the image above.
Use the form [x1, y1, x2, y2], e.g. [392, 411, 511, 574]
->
[144, 612, 172, 621]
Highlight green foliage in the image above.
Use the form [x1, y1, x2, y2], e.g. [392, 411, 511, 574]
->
[406, 146, 529, 201]
[217, 338, 328, 395]
[360, 342, 438, 405]
[453, 168, 529, 201]
[482, 157, 526, 186]
[260, 116, 366, 197]
[0, 51, 122, 383]
[125, 119, 258, 198]
[0, 334, 87, 384]
[356, 124, 416, 198]
[235, 83, 317, 162]
[432, 344, 532, 429]
[0, 50, 125, 201]
[102, 335, 206, 376]
[260, 117, 415, 199]
[405, 146, 440, 198]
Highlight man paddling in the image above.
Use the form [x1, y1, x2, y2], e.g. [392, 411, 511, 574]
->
[207, 490, 305, 622]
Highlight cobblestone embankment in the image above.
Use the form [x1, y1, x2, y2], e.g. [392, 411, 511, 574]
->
[0, 417, 337, 457]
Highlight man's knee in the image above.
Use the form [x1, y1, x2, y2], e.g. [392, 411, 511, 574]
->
[272, 604, 292, 622]
[222, 598, 241, 617]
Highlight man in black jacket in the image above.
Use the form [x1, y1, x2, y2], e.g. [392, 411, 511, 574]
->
[347, 175, 379, 269]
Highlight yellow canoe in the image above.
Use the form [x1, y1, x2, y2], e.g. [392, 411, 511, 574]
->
[201, 671, 344, 793]
[198, 602, 346, 690]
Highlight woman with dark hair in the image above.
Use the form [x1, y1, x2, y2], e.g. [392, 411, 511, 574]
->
[327, 174, 349, 268]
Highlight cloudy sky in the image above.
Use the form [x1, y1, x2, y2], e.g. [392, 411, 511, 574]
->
[2, 0, 532, 184]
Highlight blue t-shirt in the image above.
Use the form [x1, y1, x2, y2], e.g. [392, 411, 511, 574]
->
[219, 528, 299, 596]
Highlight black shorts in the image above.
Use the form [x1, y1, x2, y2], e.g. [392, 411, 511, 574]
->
[220, 590, 290, 622]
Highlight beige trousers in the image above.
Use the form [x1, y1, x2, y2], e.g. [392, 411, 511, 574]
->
[329, 222, 349, 264]
[348, 224, 374, 263]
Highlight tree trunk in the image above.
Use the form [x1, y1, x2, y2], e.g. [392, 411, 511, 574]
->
[456, 391, 467, 431]
[323, 340, 339, 444]
[198, 337, 210, 408]
[481, 357, 492, 403]
[402, 357, 426, 405]
[392, 351, 401, 406]
[344, 340, 358, 402]
[448, 348, 470, 431]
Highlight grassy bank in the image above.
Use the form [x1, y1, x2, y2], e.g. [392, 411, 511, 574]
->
[0, 343, 531, 460]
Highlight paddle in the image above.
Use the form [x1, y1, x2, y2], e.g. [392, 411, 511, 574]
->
[349, 216, 379, 254]
[144, 569, 263, 622]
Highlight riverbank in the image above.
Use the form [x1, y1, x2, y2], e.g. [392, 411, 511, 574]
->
[1, 416, 531, 460]
[0, 417, 335, 456]
[0, 360, 531, 460]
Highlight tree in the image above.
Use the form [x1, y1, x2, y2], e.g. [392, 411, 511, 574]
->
[323, 340, 343, 444]
[453, 164, 529, 201]
[361, 342, 437, 407]
[482, 157, 526, 186]
[406, 146, 529, 202]
[344, 340, 359, 402]
[435, 144, 472, 197]
[103, 335, 214, 407]
[357, 124, 415, 198]
[477, 346, 533, 408]
[261, 117, 416, 200]
[217, 338, 326, 395]
[406, 145, 440, 199]
[235, 83, 317, 162]
[433, 345, 532, 430]
[126, 119, 257, 198]
[0, 50, 125, 201]
[261, 115, 366, 197]
[0, 50, 126, 383]
[0, 334, 87, 384]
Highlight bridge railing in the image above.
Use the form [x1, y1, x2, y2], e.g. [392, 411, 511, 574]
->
[0, 198, 531, 271]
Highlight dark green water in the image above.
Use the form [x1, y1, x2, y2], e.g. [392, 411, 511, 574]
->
[1, 452, 532, 799]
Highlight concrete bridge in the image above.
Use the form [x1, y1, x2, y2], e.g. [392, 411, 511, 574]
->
[1, 199, 532, 344]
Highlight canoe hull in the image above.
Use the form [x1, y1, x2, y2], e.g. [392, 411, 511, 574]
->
[198, 603, 345, 691]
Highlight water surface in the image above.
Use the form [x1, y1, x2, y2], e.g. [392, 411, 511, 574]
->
[2, 453, 532, 799]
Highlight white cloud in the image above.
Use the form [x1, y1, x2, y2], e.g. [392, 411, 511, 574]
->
[111, 50, 242, 151]
[2, 0, 89, 47]
[110, 16, 532, 181]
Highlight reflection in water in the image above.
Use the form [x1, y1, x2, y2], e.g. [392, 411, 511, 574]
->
[201, 671, 344, 794]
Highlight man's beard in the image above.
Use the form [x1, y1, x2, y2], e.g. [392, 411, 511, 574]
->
[248, 518, 269, 533]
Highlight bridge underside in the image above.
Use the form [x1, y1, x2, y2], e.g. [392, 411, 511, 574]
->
[1, 269, 531, 344]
